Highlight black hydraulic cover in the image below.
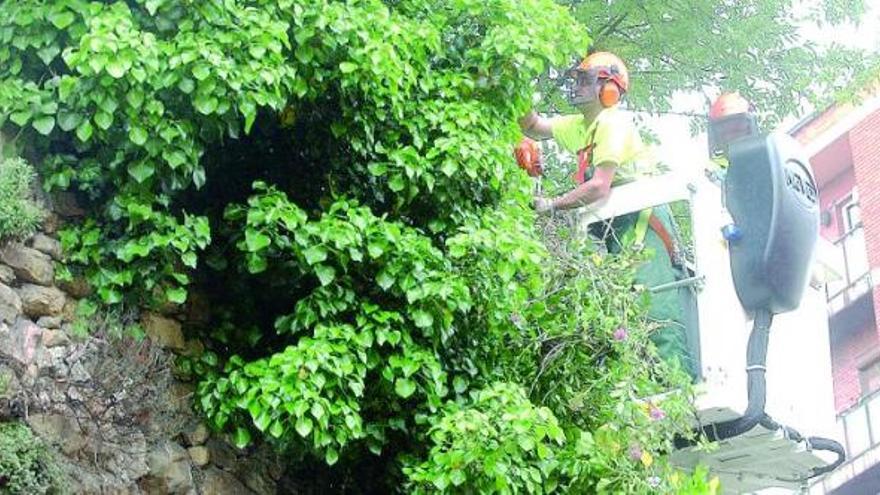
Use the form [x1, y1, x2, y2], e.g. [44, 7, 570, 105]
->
[724, 133, 819, 314]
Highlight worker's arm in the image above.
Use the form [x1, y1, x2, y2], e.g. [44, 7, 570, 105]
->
[540, 163, 617, 211]
[518, 110, 554, 140]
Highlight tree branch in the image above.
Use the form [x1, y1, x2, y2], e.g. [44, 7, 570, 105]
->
[593, 12, 630, 45]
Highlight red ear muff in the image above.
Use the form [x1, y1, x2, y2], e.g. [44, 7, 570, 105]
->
[599, 81, 620, 107]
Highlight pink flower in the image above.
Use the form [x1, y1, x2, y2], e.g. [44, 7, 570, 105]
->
[628, 444, 642, 462]
[613, 327, 628, 341]
[649, 405, 666, 421]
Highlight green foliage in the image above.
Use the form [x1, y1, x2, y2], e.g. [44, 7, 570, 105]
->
[197, 183, 469, 460]
[450, 216, 703, 493]
[0, 157, 44, 241]
[0, 0, 576, 310]
[0, 422, 66, 495]
[1, 0, 734, 492]
[667, 466, 722, 495]
[403, 383, 567, 493]
[551, 0, 878, 128]
[521, 235, 689, 427]
[57, 209, 209, 307]
[403, 379, 718, 495]
[66, 300, 146, 340]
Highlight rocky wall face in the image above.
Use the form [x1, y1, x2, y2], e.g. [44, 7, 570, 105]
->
[0, 193, 282, 495]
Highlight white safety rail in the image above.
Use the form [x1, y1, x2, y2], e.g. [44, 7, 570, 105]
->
[573, 171, 840, 493]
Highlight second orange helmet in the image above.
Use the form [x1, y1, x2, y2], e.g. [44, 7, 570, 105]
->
[709, 92, 751, 120]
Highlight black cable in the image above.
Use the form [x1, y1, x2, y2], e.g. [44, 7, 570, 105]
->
[760, 415, 803, 441]
[675, 310, 772, 449]
[807, 437, 846, 476]
[759, 415, 846, 479]
[673, 309, 847, 480]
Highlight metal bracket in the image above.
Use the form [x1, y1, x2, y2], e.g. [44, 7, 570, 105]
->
[649, 275, 706, 294]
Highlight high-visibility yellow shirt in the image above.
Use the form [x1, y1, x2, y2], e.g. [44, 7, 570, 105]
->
[710, 155, 729, 169]
[550, 107, 654, 184]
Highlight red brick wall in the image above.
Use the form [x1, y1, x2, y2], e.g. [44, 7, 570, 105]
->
[850, 110, 880, 265]
[811, 108, 880, 413]
[831, 322, 880, 412]
[850, 109, 880, 336]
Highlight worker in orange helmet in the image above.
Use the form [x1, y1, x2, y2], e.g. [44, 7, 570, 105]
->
[515, 51, 654, 214]
[514, 51, 698, 378]
[707, 92, 759, 171]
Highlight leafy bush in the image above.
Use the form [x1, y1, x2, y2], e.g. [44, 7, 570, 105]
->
[0, 422, 65, 494]
[1, 0, 714, 492]
[403, 382, 720, 495]
[403, 383, 567, 493]
[438, 215, 704, 493]
[196, 184, 467, 463]
[0, 157, 43, 241]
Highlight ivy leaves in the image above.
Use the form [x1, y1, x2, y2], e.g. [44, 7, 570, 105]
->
[0, 0, 305, 309]
[193, 183, 472, 456]
[403, 383, 568, 493]
[197, 316, 446, 461]
[31, 114, 55, 135]
[229, 184, 471, 341]
[0, 0, 577, 310]
[59, 205, 210, 307]
[0, 0, 707, 492]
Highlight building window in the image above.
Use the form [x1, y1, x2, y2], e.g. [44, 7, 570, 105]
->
[860, 357, 880, 397]
[843, 200, 861, 232]
[836, 194, 869, 288]
[844, 405, 872, 456]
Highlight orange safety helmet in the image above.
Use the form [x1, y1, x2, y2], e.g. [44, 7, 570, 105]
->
[709, 92, 751, 121]
[571, 51, 630, 108]
[707, 92, 759, 160]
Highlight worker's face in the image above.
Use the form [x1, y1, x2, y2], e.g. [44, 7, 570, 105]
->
[567, 68, 602, 109]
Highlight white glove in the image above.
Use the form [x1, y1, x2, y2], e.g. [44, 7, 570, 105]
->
[534, 196, 555, 215]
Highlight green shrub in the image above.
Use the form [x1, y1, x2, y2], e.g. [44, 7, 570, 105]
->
[0, 422, 65, 494]
[0, 157, 43, 241]
[403, 383, 568, 493]
[0, 1, 712, 492]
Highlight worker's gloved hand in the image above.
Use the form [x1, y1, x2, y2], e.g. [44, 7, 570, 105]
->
[533, 196, 555, 215]
[514, 137, 543, 177]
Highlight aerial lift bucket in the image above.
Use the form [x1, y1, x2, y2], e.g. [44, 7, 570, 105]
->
[573, 133, 844, 493]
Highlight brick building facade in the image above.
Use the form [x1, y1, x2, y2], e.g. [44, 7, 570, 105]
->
[795, 93, 880, 494]
[850, 109, 880, 316]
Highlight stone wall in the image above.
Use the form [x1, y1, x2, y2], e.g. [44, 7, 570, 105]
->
[0, 192, 282, 494]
